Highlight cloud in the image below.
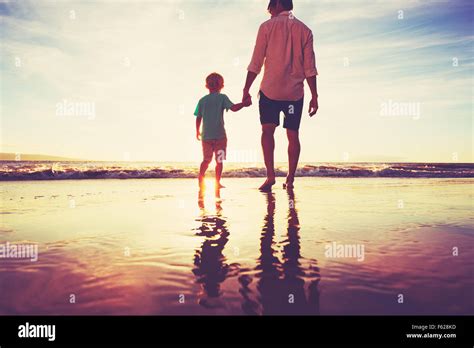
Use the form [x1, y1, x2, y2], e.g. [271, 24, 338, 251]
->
[0, 0, 472, 162]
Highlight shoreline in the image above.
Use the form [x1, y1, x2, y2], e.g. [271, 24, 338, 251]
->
[1, 162, 473, 181]
[2, 176, 474, 182]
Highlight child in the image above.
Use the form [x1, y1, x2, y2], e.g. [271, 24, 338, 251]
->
[194, 72, 251, 189]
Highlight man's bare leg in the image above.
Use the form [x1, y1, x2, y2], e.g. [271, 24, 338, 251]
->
[259, 123, 277, 191]
[284, 129, 300, 189]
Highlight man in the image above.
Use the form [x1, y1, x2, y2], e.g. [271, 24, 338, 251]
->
[242, 0, 319, 191]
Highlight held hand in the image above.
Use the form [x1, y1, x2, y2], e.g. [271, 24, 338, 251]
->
[243, 95, 252, 107]
[242, 89, 251, 104]
[196, 131, 201, 141]
[308, 95, 318, 117]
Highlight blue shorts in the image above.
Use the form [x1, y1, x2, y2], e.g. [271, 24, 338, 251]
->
[259, 91, 304, 131]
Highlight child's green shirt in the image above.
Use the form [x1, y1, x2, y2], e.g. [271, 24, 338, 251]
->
[194, 93, 234, 140]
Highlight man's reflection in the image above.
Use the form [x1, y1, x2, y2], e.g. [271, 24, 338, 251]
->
[240, 189, 320, 315]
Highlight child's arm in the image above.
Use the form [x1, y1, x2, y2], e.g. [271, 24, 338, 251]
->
[195, 116, 202, 140]
[230, 96, 252, 112]
[230, 102, 245, 112]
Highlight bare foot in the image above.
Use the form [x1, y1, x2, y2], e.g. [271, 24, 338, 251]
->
[216, 182, 225, 189]
[259, 178, 276, 192]
[283, 177, 294, 189]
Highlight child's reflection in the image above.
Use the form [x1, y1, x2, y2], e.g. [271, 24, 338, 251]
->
[192, 187, 229, 309]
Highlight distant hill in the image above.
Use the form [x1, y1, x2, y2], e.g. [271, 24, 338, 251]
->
[0, 153, 84, 161]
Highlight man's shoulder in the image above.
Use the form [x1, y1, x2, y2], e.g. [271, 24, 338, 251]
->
[259, 17, 274, 30]
[292, 16, 312, 32]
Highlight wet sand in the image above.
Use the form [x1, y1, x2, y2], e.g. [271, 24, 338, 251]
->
[0, 178, 473, 315]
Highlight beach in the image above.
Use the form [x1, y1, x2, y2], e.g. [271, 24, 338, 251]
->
[0, 177, 473, 315]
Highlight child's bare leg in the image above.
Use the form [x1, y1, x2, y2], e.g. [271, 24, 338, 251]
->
[215, 161, 224, 188]
[215, 146, 226, 188]
[199, 159, 211, 185]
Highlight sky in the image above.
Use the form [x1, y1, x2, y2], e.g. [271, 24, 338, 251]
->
[0, 0, 473, 163]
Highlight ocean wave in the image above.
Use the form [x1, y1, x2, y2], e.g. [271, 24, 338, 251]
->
[0, 162, 473, 181]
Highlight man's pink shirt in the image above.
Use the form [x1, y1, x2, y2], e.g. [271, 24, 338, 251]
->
[247, 11, 318, 101]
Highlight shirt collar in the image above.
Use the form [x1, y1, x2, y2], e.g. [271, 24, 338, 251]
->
[278, 11, 291, 17]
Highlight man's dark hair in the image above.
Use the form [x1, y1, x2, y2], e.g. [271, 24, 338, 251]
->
[268, 0, 294, 11]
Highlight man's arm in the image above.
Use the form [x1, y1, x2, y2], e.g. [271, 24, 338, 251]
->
[243, 71, 258, 102]
[243, 23, 266, 102]
[195, 116, 202, 140]
[306, 75, 318, 117]
[304, 30, 319, 117]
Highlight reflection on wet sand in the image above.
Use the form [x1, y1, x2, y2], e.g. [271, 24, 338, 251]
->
[239, 189, 321, 315]
[2, 178, 472, 315]
[193, 187, 238, 309]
